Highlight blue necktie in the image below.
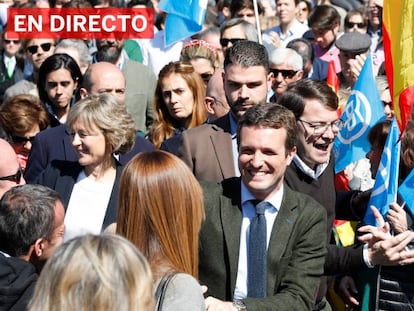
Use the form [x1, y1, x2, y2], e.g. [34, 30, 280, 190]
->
[247, 200, 268, 298]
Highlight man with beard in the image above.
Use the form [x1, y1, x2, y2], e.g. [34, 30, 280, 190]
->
[94, 38, 156, 136]
[175, 40, 273, 182]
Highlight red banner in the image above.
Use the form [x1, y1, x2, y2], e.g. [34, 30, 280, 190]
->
[6, 8, 154, 39]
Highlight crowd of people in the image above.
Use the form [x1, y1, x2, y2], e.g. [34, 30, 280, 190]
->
[1, 0, 414, 310]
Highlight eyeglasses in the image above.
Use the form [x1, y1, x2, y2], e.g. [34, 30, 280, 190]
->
[270, 68, 298, 79]
[345, 21, 367, 29]
[382, 100, 392, 107]
[12, 135, 36, 144]
[220, 38, 246, 47]
[298, 119, 344, 135]
[4, 39, 21, 44]
[26, 43, 53, 54]
[0, 167, 22, 183]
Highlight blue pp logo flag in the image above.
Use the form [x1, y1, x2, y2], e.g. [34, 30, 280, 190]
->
[159, 0, 208, 47]
[398, 168, 414, 215]
[364, 117, 400, 226]
[334, 54, 385, 173]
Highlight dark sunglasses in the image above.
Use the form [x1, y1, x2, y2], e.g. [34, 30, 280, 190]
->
[4, 39, 21, 44]
[345, 21, 366, 29]
[220, 38, 246, 47]
[26, 42, 53, 54]
[0, 166, 22, 183]
[270, 68, 298, 79]
[12, 135, 36, 144]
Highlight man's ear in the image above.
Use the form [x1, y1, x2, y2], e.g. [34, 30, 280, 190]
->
[204, 97, 216, 116]
[33, 238, 46, 258]
[79, 88, 88, 99]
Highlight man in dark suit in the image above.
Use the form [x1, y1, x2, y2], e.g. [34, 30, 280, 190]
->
[200, 103, 327, 310]
[176, 40, 273, 182]
[278, 79, 390, 310]
[25, 62, 154, 183]
[0, 32, 25, 103]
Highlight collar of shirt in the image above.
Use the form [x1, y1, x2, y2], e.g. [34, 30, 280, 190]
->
[293, 154, 330, 179]
[241, 181, 282, 214]
[3, 55, 14, 65]
[230, 113, 240, 176]
[116, 51, 127, 70]
[0, 250, 11, 258]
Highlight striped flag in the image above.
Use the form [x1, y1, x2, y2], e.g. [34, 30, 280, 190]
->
[383, 0, 414, 133]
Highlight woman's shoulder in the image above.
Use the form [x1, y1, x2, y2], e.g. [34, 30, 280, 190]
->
[160, 273, 205, 311]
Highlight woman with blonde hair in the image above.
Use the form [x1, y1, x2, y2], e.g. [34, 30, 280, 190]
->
[36, 93, 136, 240]
[116, 150, 205, 310]
[29, 234, 154, 311]
[180, 39, 220, 85]
[148, 61, 207, 149]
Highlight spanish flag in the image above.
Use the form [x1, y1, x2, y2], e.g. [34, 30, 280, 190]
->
[383, 0, 414, 133]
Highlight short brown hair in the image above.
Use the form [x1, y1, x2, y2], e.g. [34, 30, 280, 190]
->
[237, 103, 297, 155]
[0, 94, 49, 135]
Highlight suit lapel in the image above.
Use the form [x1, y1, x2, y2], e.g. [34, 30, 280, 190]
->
[210, 130, 235, 179]
[266, 186, 299, 290]
[63, 125, 77, 160]
[220, 179, 243, 291]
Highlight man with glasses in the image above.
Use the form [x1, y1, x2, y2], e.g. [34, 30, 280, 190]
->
[23, 38, 56, 83]
[268, 47, 304, 102]
[219, 18, 259, 55]
[0, 139, 25, 198]
[277, 79, 392, 310]
[0, 31, 24, 102]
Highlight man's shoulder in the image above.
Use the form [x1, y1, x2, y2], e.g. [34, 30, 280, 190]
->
[0, 254, 38, 311]
[284, 184, 326, 215]
[183, 115, 230, 137]
[124, 59, 156, 78]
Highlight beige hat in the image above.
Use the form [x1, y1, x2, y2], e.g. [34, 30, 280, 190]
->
[374, 0, 383, 7]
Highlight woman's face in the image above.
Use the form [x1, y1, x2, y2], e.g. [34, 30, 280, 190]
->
[345, 14, 367, 34]
[161, 73, 195, 121]
[70, 121, 108, 169]
[189, 58, 215, 86]
[296, 1, 309, 24]
[45, 67, 78, 109]
[12, 124, 40, 158]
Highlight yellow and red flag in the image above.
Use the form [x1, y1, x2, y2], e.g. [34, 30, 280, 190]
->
[383, 0, 414, 133]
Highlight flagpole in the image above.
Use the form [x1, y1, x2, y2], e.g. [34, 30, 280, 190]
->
[252, 0, 262, 44]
